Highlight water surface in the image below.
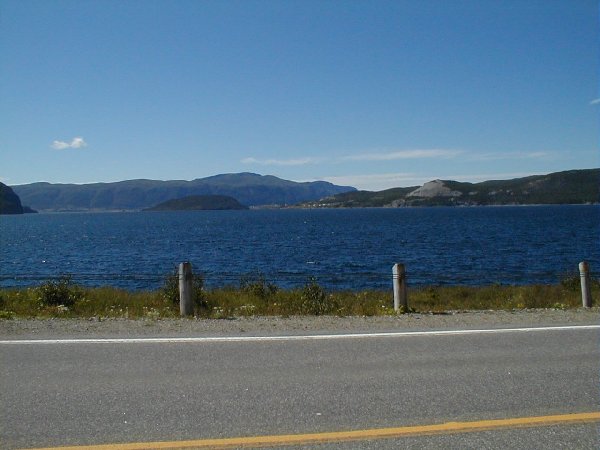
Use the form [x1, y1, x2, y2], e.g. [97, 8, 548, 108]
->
[1, 206, 598, 290]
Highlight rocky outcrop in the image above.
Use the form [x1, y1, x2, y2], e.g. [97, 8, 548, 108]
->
[406, 180, 462, 198]
[0, 182, 24, 214]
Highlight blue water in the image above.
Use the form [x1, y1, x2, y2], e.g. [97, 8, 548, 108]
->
[1, 206, 598, 290]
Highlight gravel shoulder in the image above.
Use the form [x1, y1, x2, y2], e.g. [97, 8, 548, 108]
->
[1, 308, 598, 339]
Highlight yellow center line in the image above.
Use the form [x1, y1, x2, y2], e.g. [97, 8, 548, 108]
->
[23, 411, 600, 450]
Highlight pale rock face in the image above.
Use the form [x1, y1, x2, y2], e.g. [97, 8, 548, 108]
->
[407, 180, 462, 198]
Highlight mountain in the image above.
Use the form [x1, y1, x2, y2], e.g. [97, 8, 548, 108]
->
[144, 195, 248, 211]
[299, 169, 600, 208]
[11, 173, 356, 212]
[0, 182, 24, 214]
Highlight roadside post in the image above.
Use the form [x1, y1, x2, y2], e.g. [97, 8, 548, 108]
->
[579, 261, 592, 308]
[179, 262, 194, 316]
[392, 263, 408, 312]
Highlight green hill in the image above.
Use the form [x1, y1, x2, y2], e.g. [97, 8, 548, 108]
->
[299, 169, 599, 208]
[144, 195, 248, 211]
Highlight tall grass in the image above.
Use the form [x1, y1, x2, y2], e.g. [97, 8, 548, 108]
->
[0, 274, 597, 320]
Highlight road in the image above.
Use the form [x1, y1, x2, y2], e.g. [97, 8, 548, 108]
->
[1, 325, 599, 449]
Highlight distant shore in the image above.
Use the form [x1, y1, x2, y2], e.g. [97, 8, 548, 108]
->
[7, 202, 598, 214]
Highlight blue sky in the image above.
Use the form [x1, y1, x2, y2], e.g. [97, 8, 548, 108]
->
[1, 0, 598, 190]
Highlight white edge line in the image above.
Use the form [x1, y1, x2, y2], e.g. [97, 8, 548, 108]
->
[0, 325, 598, 345]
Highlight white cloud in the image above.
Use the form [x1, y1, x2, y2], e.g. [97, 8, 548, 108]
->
[341, 149, 463, 162]
[51, 140, 70, 150]
[241, 156, 323, 166]
[51, 137, 87, 150]
[590, 98, 600, 105]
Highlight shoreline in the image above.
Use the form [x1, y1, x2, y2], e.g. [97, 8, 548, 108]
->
[4, 202, 599, 214]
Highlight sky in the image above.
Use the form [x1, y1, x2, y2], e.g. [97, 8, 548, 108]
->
[1, 0, 598, 191]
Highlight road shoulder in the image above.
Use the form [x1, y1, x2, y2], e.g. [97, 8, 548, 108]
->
[1, 308, 598, 339]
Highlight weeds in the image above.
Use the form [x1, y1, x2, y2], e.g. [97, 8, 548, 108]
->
[560, 273, 580, 291]
[299, 277, 337, 315]
[240, 272, 278, 299]
[161, 270, 207, 313]
[36, 275, 83, 308]
[0, 275, 597, 320]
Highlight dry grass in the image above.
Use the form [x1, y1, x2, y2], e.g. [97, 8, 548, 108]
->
[0, 275, 597, 320]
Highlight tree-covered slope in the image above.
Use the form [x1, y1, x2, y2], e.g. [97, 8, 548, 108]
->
[144, 195, 248, 211]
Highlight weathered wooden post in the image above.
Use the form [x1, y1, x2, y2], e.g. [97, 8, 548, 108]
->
[579, 261, 592, 308]
[179, 262, 194, 316]
[392, 263, 408, 312]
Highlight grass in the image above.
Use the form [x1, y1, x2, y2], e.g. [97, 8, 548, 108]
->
[0, 275, 597, 320]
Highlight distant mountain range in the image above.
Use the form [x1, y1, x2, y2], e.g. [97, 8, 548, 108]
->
[7, 169, 599, 213]
[11, 173, 355, 212]
[299, 169, 599, 208]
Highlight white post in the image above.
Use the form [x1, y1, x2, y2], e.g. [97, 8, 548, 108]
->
[392, 263, 408, 312]
[179, 262, 194, 316]
[579, 261, 592, 308]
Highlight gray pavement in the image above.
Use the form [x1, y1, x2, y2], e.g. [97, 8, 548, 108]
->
[1, 322, 599, 449]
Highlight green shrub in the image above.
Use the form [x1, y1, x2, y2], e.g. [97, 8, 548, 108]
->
[240, 272, 278, 299]
[36, 275, 83, 307]
[0, 310, 14, 320]
[161, 270, 206, 311]
[300, 278, 337, 315]
[560, 274, 580, 291]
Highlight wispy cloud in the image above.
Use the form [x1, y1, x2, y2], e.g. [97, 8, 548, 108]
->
[241, 156, 323, 166]
[469, 151, 552, 162]
[320, 171, 542, 191]
[341, 149, 463, 162]
[51, 137, 87, 150]
[241, 149, 461, 167]
[590, 98, 600, 105]
[321, 173, 430, 191]
[439, 172, 541, 182]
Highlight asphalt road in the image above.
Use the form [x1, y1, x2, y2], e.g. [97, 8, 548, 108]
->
[1, 326, 599, 449]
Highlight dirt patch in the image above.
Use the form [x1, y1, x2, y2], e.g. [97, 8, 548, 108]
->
[1, 308, 598, 340]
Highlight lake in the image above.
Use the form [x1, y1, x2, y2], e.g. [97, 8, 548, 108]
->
[1, 206, 598, 291]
